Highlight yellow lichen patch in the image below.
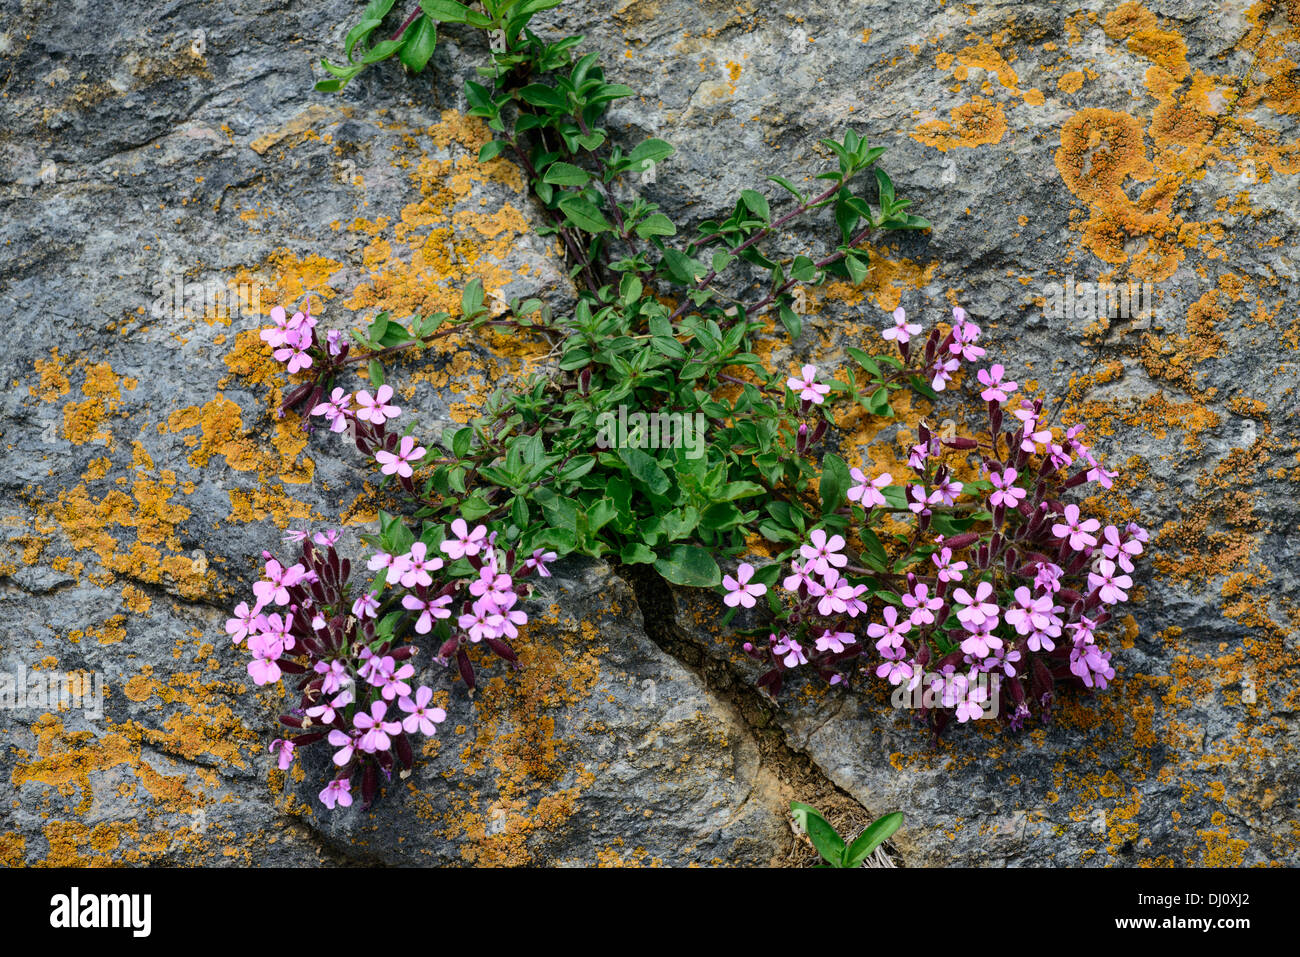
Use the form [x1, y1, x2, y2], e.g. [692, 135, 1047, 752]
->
[912, 98, 1008, 151]
[1105, 2, 1189, 81]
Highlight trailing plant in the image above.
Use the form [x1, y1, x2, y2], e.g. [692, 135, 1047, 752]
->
[227, 0, 1145, 808]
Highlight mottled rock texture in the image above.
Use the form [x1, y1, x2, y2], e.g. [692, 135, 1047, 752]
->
[1, 0, 1297, 865]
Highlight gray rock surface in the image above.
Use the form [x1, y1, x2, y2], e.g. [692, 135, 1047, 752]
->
[1, 0, 1297, 865]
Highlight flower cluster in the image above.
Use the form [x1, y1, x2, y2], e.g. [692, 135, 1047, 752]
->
[724, 307, 1147, 735]
[227, 520, 553, 808]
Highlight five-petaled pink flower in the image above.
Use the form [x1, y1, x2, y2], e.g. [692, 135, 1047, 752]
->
[867, 605, 909, 651]
[440, 518, 487, 559]
[1052, 503, 1100, 552]
[402, 592, 453, 634]
[1088, 559, 1132, 605]
[354, 701, 402, 753]
[977, 364, 1017, 403]
[847, 469, 891, 509]
[319, 777, 353, 809]
[311, 387, 353, 433]
[953, 581, 999, 628]
[988, 469, 1026, 509]
[800, 529, 847, 575]
[253, 558, 306, 607]
[722, 563, 767, 608]
[353, 384, 401, 424]
[398, 686, 447, 736]
[787, 364, 831, 404]
[882, 306, 921, 343]
[375, 434, 426, 478]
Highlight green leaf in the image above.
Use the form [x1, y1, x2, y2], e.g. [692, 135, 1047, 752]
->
[634, 213, 676, 238]
[626, 138, 675, 170]
[617, 446, 671, 496]
[516, 83, 568, 110]
[842, 811, 903, 868]
[740, 189, 770, 223]
[398, 16, 438, 72]
[790, 802, 846, 867]
[558, 195, 612, 234]
[778, 301, 802, 339]
[619, 542, 656, 565]
[543, 161, 591, 186]
[368, 359, 385, 388]
[819, 453, 850, 514]
[419, 0, 473, 23]
[654, 544, 721, 587]
[478, 140, 508, 163]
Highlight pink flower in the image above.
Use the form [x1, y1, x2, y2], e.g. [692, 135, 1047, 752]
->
[1052, 503, 1100, 552]
[954, 680, 989, 723]
[977, 364, 1017, 403]
[1101, 525, 1143, 573]
[772, 634, 807, 668]
[1019, 417, 1053, 454]
[901, 582, 943, 627]
[310, 388, 353, 433]
[882, 306, 921, 343]
[397, 542, 443, 588]
[867, 605, 910, 651]
[491, 592, 529, 639]
[306, 689, 353, 725]
[314, 659, 350, 695]
[375, 434, 426, 478]
[269, 738, 296, 770]
[847, 469, 891, 509]
[402, 592, 453, 634]
[327, 729, 358, 766]
[953, 581, 998, 629]
[907, 485, 930, 515]
[814, 629, 856, 654]
[723, 562, 767, 608]
[815, 570, 857, 616]
[253, 558, 307, 607]
[458, 601, 505, 642]
[931, 547, 967, 583]
[930, 356, 960, 391]
[959, 624, 1002, 659]
[876, 655, 914, 686]
[353, 384, 401, 424]
[319, 777, 353, 809]
[260, 305, 295, 348]
[273, 325, 314, 374]
[351, 591, 380, 619]
[398, 686, 447, 736]
[226, 601, 263, 645]
[800, 529, 847, 575]
[468, 566, 514, 609]
[247, 642, 282, 686]
[523, 548, 557, 577]
[783, 559, 818, 592]
[928, 477, 963, 506]
[354, 700, 402, 753]
[988, 469, 1026, 509]
[1004, 586, 1056, 636]
[787, 364, 831, 404]
[948, 309, 984, 361]
[373, 656, 415, 701]
[440, 518, 487, 559]
[1088, 559, 1132, 605]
